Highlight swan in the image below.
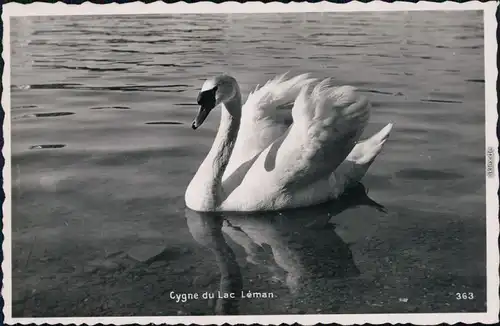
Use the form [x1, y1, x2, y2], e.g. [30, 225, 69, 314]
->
[185, 73, 393, 212]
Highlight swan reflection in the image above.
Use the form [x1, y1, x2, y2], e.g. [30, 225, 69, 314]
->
[186, 182, 386, 314]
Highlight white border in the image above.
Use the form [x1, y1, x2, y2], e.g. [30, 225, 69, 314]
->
[2, 1, 498, 325]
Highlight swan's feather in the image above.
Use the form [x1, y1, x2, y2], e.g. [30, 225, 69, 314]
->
[275, 80, 371, 189]
[224, 73, 315, 175]
[244, 72, 314, 122]
[220, 78, 377, 211]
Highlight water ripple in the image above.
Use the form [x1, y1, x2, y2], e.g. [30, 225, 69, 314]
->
[34, 64, 129, 72]
[29, 144, 67, 150]
[13, 83, 190, 93]
[395, 168, 464, 180]
[90, 106, 131, 110]
[34, 112, 75, 117]
[145, 121, 184, 125]
[421, 99, 463, 104]
[358, 89, 395, 96]
[466, 79, 485, 84]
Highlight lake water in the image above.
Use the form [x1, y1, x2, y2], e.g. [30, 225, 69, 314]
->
[9, 11, 486, 316]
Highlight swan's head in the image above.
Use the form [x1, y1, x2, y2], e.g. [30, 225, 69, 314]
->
[192, 74, 238, 129]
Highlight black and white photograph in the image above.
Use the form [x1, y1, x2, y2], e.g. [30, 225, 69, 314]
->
[2, 1, 499, 325]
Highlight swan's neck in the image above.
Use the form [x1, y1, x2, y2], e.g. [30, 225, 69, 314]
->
[192, 94, 241, 211]
[210, 97, 241, 185]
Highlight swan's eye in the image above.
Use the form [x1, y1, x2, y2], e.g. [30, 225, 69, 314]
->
[197, 86, 218, 108]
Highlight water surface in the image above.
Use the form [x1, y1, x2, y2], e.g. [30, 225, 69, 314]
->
[10, 11, 486, 316]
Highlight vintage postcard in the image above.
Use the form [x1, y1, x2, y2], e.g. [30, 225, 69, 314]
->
[1, 0, 498, 325]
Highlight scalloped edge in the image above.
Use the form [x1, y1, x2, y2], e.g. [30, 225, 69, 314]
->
[1, 0, 498, 325]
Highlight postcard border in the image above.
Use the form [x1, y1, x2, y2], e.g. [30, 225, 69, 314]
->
[1, 1, 499, 325]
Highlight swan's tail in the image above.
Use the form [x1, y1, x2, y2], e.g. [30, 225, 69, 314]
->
[348, 122, 394, 165]
[332, 123, 394, 190]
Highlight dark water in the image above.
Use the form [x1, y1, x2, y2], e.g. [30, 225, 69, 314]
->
[10, 11, 486, 316]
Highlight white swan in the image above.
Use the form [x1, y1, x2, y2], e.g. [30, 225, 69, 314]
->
[185, 73, 393, 212]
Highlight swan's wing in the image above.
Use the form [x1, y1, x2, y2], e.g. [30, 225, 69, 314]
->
[273, 79, 371, 189]
[225, 73, 315, 174]
[242, 73, 314, 128]
[221, 79, 373, 211]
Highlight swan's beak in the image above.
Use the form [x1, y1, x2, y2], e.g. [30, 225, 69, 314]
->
[194, 87, 217, 129]
[192, 106, 212, 130]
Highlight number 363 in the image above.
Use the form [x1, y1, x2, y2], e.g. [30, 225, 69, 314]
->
[456, 292, 474, 300]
